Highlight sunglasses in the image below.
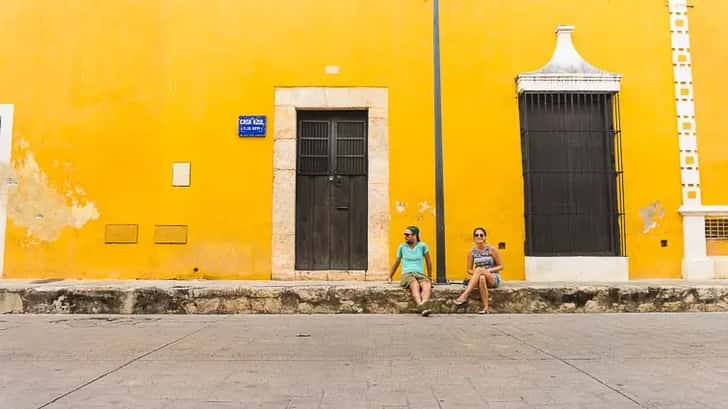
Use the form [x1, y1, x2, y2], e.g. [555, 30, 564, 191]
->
[404, 232, 413, 237]
[474, 233, 485, 238]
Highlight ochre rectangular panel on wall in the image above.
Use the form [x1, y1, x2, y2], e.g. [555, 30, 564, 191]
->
[154, 225, 188, 244]
[105, 225, 139, 244]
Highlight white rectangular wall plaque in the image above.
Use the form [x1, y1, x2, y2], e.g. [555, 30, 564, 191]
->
[172, 162, 191, 187]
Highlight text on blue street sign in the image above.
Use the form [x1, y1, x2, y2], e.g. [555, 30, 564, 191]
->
[238, 115, 266, 137]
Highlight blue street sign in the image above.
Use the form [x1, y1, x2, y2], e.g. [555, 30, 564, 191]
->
[238, 115, 266, 137]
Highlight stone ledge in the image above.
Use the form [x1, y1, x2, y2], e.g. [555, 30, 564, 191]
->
[2, 279, 728, 314]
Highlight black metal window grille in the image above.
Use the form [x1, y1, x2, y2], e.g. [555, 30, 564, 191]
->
[297, 113, 367, 176]
[297, 120, 330, 175]
[706, 217, 728, 240]
[335, 121, 367, 175]
[519, 92, 625, 256]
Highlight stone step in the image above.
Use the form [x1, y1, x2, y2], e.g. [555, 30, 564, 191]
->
[2, 279, 728, 314]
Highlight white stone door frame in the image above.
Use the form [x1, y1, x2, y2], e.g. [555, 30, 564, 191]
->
[271, 87, 389, 281]
[0, 104, 15, 278]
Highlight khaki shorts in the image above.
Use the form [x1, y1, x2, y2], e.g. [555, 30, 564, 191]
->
[400, 272, 431, 288]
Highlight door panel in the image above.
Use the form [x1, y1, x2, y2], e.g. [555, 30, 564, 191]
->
[295, 175, 314, 270]
[330, 175, 351, 270]
[311, 176, 331, 270]
[348, 175, 368, 269]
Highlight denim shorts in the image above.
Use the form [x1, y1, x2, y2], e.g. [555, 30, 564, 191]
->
[463, 272, 500, 288]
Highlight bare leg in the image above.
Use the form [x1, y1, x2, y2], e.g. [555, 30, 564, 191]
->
[420, 280, 432, 303]
[485, 272, 497, 288]
[478, 275, 489, 312]
[409, 279, 423, 305]
[456, 271, 481, 303]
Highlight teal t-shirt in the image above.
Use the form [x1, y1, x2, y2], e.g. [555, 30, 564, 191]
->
[397, 242, 429, 274]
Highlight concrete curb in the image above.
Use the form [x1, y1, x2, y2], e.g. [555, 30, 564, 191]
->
[2, 280, 728, 314]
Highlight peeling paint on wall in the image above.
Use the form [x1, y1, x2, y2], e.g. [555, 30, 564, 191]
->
[393, 200, 435, 222]
[0, 148, 99, 243]
[639, 201, 665, 234]
[417, 201, 436, 221]
[418, 201, 434, 215]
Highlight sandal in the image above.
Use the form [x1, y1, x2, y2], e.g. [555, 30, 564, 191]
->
[454, 298, 468, 306]
[478, 309, 489, 315]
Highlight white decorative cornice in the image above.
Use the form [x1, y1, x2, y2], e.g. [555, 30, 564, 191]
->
[517, 25, 622, 93]
[679, 206, 728, 217]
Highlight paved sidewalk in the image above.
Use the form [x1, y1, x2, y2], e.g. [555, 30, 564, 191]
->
[1, 314, 727, 409]
[3, 279, 728, 314]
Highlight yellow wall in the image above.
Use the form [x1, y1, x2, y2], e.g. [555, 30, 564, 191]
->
[0, 0, 700, 280]
[0, 0, 434, 279]
[689, 0, 728, 205]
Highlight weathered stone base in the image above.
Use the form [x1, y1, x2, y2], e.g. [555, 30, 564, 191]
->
[2, 280, 728, 314]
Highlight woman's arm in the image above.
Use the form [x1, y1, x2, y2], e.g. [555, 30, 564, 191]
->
[424, 252, 433, 281]
[388, 257, 401, 282]
[466, 251, 476, 275]
[488, 247, 504, 273]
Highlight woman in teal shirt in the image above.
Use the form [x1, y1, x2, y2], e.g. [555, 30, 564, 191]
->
[387, 226, 434, 316]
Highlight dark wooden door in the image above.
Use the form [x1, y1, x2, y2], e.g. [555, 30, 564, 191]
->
[295, 111, 368, 270]
[519, 93, 621, 256]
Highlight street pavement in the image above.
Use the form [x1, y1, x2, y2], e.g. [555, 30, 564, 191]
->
[1, 313, 727, 409]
